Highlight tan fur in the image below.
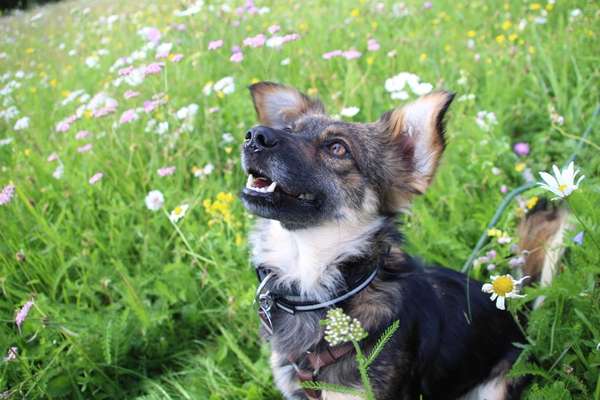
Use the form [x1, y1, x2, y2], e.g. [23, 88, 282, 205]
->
[517, 203, 569, 284]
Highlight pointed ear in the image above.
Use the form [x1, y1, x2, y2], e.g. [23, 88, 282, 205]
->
[380, 91, 454, 204]
[248, 81, 325, 128]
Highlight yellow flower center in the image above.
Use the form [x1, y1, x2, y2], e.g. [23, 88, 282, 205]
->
[174, 206, 182, 215]
[558, 184, 568, 193]
[492, 275, 514, 296]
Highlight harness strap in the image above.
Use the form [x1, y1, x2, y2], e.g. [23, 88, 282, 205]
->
[288, 343, 354, 400]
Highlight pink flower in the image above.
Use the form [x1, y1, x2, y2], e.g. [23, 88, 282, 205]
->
[343, 49, 362, 60]
[171, 53, 183, 62]
[89, 172, 103, 185]
[208, 107, 220, 113]
[140, 27, 161, 43]
[144, 63, 163, 75]
[124, 90, 140, 99]
[282, 33, 300, 43]
[47, 152, 59, 162]
[230, 51, 244, 63]
[77, 143, 93, 153]
[243, 34, 266, 48]
[500, 185, 508, 193]
[513, 142, 530, 157]
[119, 109, 138, 124]
[118, 66, 134, 76]
[208, 39, 224, 50]
[367, 38, 380, 51]
[268, 24, 280, 34]
[144, 100, 160, 113]
[0, 183, 16, 206]
[56, 121, 71, 132]
[15, 299, 34, 330]
[323, 50, 343, 59]
[75, 130, 91, 140]
[93, 106, 116, 118]
[157, 166, 176, 177]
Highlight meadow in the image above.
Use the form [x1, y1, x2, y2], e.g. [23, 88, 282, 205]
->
[1, 0, 599, 398]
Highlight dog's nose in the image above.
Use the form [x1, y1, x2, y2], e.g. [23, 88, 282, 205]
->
[245, 126, 279, 151]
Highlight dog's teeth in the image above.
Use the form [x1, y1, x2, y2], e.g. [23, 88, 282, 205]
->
[266, 181, 277, 193]
[246, 174, 254, 189]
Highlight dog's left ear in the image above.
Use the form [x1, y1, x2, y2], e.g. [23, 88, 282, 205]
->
[379, 91, 454, 206]
[249, 81, 325, 129]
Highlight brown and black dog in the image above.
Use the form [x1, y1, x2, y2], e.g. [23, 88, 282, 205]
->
[240, 82, 567, 400]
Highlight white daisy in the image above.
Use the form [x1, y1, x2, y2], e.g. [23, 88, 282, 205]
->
[482, 274, 528, 310]
[169, 204, 189, 223]
[538, 162, 585, 199]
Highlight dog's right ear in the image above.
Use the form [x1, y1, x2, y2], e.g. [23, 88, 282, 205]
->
[249, 82, 325, 129]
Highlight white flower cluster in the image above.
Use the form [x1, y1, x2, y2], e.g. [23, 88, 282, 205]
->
[475, 111, 497, 131]
[384, 72, 432, 100]
[323, 308, 367, 346]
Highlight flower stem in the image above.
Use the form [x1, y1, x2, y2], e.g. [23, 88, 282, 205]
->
[565, 199, 600, 251]
[352, 340, 376, 400]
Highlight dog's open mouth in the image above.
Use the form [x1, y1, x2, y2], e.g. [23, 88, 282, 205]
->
[244, 170, 316, 201]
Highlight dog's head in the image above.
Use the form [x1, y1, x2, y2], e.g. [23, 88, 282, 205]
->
[241, 82, 454, 230]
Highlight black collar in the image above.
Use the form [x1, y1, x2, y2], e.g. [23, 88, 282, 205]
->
[254, 245, 389, 336]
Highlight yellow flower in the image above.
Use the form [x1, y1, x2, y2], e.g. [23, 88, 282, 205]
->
[546, 3, 554, 11]
[350, 8, 360, 17]
[61, 90, 70, 98]
[366, 56, 374, 65]
[24, 149, 31, 157]
[26, 48, 34, 54]
[515, 162, 526, 172]
[526, 196, 539, 209]
[487, 228, 502, 237]
[235, 233, 244, 246]
[419, 53, 428, 62]
[495, 34, 506, 44]
[467, 30, 477, 38]
[50, 79, 57, 88]
[298, 22, 308, 32]
[307, 88, 318, 97]
[509, 33, 518, 42]
[501, 20, 512, 31]
[224, 146, 232, 154]
[250, 78, 259, 84]
[482, 274, 528, 310]
[529, 3, 541, 11]
[528, 46, 536, 54]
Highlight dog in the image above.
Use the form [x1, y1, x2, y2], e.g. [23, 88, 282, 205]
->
[240, 82, 568, 400]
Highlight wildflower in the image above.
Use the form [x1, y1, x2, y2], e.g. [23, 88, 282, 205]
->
[75, 130, 91, 140]
[340, 107, 360, 117]
[230, 50, 244, 63]
[342, 49, 362, 60]
[119, 109, 139, 124]
[174, 1, 203, 16]
[222, 133, 234, 143]
[213, 76, 235, 95]
[526, 196, 539, 209]
[538, 162, 585, 199]
[508, 255, 526, 268]
[171, 53, 183, 62]
[208, 39, 224, 50]
[243, 34, 266, 48]
[176, 104, 199, 119]
[138, 26, 161, 43]
[15, 299, 34, 330]
[0, 183, 16, 206]
[500, 185, 508, 193]
[47, 152, 59, 162]
[323, 308, 367, 346]
[367, 38, 380, 51]
[89, 172, 103, 185]
[155, 42, 173, 59]
[475, 111, 497, 131]
[14, 116, 30, 130]
[145, 190, 164, 211]
[4, 347, 18, 362]
[193, 163, 215, 178]
[322, 50, 343, 59]
[572, 231, 584, 246]
[77, 143, 93, 153]
[156, 121, 169, 135]
[268, 24, 280, 34]
[169, 204, 189, 223]
[52, 164, 64, 179]
[144, 63, 163, 75]
[157, 166, 176, 177]
[144, 99, 160, 113]
[482, 274, 528, 310]
[513, 142, 529, 157]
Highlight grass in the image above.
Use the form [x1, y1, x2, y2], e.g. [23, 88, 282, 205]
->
[0, 0, 598, 398]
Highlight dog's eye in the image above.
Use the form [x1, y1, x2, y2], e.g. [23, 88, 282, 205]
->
[328, 141, 348, 158]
